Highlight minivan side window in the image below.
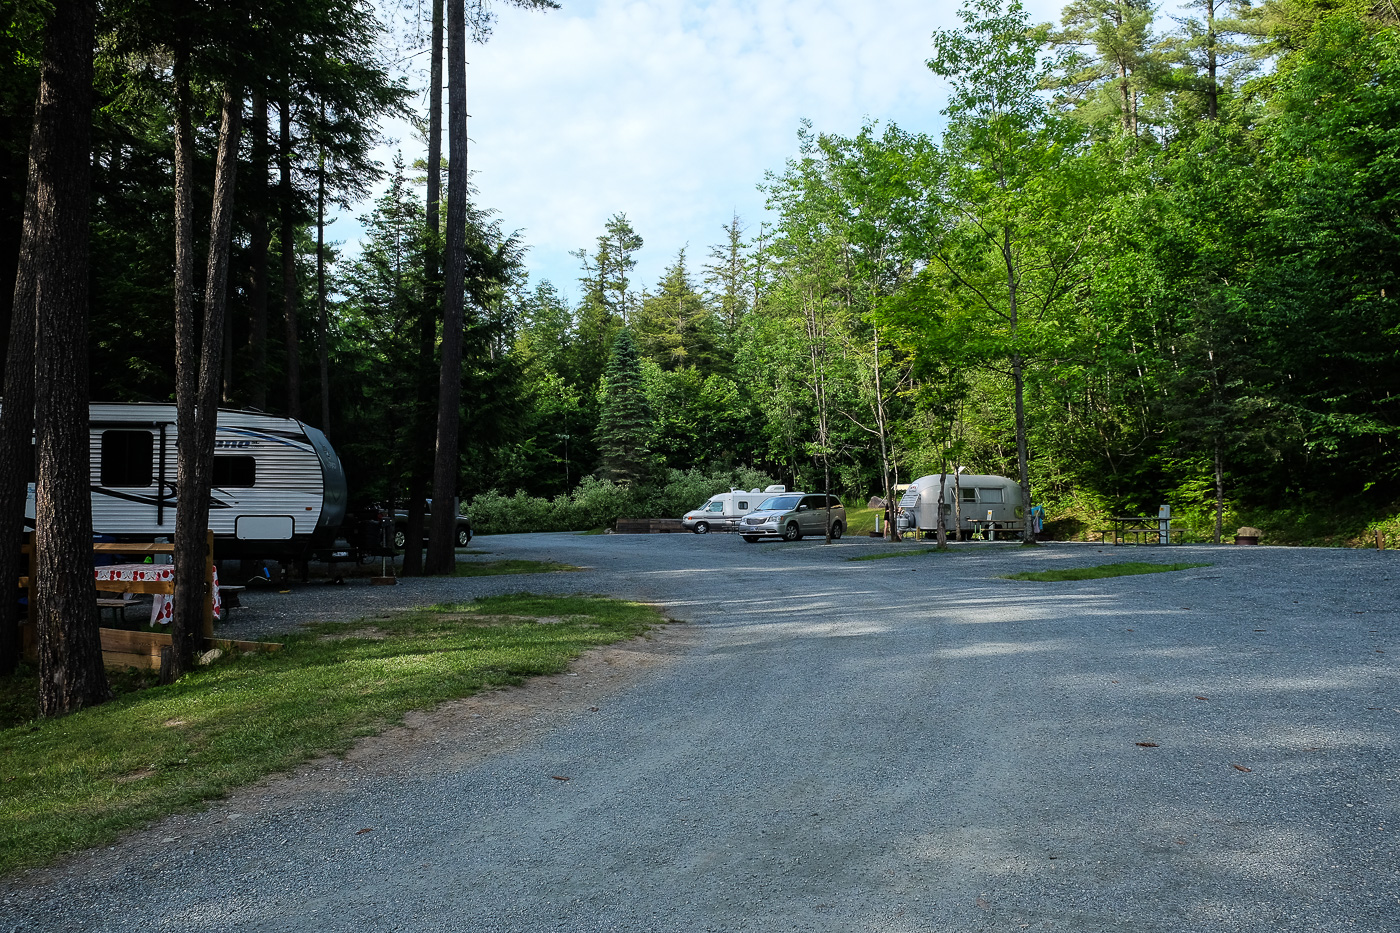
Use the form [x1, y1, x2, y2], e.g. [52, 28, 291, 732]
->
[100, 430, 153, 487]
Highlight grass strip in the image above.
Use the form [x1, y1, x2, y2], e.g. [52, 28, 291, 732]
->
[453, 558, 580, 576]
[1002, 561, 1210, 581]
[848, 548, 946, 562]
[0, 593, 660, 876]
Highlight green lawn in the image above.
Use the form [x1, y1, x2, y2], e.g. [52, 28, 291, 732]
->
[1002, 562, 1210, 581]
[0, 594, 662, 876]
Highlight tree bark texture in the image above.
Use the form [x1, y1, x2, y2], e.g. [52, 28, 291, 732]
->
[0, 150, 39, 677]
[426, 0, 467, 575]
[30, 0, 108, 714]
[171, 85, 241, 677]
[279, 94, 301, 421]
[405, 0, 445, 576]
[315, 112, 330, 436]
[246, 91, 270, 411]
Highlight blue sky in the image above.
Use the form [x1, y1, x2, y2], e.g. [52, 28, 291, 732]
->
[332, 0, 1072, 303]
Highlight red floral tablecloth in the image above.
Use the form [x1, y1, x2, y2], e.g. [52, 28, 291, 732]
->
[95, 563, 222, 626]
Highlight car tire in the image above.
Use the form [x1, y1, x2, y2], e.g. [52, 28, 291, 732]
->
[393, 528, 406, 549]
[742, 535, 759, 543]
[694, 522, 710, 535]
[456, 526, 471, 547]
[830, 521, 843, 540]
[782, 521, 801, 542]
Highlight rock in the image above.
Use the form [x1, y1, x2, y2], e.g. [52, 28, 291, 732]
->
[197, 648, 223, 666]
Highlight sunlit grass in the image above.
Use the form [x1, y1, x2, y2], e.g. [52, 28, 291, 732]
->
[1002, 562, 1210, 581]
[0, 594, 660, 876]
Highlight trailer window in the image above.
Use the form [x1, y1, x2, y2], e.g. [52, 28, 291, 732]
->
[100, 431, 153, 487]
[960, 487, 976, 503]
[213, 456, 256, 488]
[737, 501, 749, 511]
[978, 488, 1004, 503]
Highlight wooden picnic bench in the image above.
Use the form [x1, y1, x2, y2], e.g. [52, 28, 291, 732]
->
[16, 531, 275, 670]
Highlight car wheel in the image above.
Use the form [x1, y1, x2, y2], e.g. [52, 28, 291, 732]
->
[694, 521, 710, 535]
[456, 526, 471, 547]
[393, 528, 406, 549]
[782, 521, 801, 542]
[742, 535, 759, 543]
[830, 521, 844, 540]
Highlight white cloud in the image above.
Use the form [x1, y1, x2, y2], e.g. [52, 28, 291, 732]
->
[332, 0, 1070, 301]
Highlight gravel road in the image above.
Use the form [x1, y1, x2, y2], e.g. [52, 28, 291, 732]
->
[4, 534, 1398, 932]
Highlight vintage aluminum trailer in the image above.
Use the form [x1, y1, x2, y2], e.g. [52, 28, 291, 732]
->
[19, 403, 348, 561]
[896, 472, 1024, 539]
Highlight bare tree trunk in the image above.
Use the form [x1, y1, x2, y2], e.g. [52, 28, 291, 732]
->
[246, 91, 270, 410]
[936, 462, 948, 548]
[279, 94, 301, 421]
[31, 0, 108, 713]
[315, 106, 330, 437]
[405, 0, 445, 576]
[1213, 438, 1224, 544]
[0, 168, 39, 677]
[1206, 0, 1218, 121]
[171, 85, 241, 679]
[426, 0, 466, 575]
[1005, 228, 1034, 544]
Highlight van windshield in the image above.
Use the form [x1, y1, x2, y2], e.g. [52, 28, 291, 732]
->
[758, 495, 802, 511]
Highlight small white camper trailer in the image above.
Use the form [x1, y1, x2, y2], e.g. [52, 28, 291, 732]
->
[896, 473, 1024, 539]
[682, 485, 785, 533]
[19, 403, 348, 561]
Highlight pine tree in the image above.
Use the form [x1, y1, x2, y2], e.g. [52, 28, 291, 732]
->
[594, 329, 654, 484]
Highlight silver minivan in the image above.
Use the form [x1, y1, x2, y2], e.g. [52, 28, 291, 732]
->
[739, 492, 846, 542]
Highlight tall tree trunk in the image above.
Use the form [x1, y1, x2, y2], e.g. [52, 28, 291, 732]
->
[170, 85, 241, 679]
[1005, 228, 1034, 544]
[0, 167, 37, 677]
[315, 106, 330, 436]
[1213, 438, 1224, 545]
[1206, 0, 1218, 121]
[31, 0, 108, 714]
[404, 0, 445, 576]
[246, 91, 270, 411]
[279, 94, 301, 421]
[426, 0, 466, 575]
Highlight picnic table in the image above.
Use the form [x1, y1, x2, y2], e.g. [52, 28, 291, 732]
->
[1099, 516, 1179, 545]
[94, 562, 221, 626]
[965, 519, 1025, 541]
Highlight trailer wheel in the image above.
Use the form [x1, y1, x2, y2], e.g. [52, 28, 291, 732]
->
[393, 527, 406, 549]
[830, 521, 843, 540]
[693, 521, 710, 535]
[782, 522, 801, 542]
[456, 526, 471, 547]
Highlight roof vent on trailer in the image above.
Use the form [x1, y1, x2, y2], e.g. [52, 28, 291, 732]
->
[763, 485, 786, 493]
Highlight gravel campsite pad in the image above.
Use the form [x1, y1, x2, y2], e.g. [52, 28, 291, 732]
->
[4, 534, 1398, 932]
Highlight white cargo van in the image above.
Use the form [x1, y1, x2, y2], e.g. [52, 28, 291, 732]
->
[682, 485, 786, 534]
[896, 473, 1023, 540]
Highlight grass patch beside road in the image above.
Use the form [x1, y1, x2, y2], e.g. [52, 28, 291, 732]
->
[849, 547, 948, 562]
[1003, 562, 1210, 581]
[453, 559, 580, 576]
[0, 594, 660, 876]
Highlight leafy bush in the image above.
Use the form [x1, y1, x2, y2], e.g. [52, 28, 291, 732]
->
[466, 466, 779, 534]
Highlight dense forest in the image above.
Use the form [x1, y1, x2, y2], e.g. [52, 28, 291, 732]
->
[4, 0, 1398, 550]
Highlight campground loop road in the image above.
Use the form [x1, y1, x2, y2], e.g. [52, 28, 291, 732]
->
[3, 534, 1398, 932]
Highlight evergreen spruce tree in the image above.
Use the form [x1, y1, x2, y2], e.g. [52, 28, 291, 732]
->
[594, 329, 654, 483]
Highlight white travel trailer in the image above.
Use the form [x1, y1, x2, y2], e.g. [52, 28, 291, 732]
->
[682, 485, 786, 534]
[896, 473, 1024, 539]
[19, 403, 348, 561]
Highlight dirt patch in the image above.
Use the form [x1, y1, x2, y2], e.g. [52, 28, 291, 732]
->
[318, 626, 392, 641]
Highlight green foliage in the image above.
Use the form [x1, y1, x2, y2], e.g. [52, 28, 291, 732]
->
[1002, 561, 1211, 581]
[594, 329, 656, 484]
